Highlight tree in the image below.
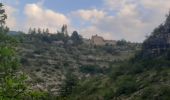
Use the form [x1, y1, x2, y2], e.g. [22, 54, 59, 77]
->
[0, 3, 28, 99]
[61, 24, 68, 35]
[59, 72, 78, 97]
[31, 28, 36, 35]
[116, 39, 127, 46]
[0, 3, 7, 27]
[37, 28, 42, 34]
[70, 31, 83, 45]
[28, 27, 32, 34]
[164, 11, 170, 33]
[42, 29, 45, 34]
[56, 31, 65, 41]
[45, 28, 49, 34]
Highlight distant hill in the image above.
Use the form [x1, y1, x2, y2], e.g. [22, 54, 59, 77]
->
[7, 31, 20, 35]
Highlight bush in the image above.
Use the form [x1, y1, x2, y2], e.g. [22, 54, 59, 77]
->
[133, 85, 170, 100]
[80, 65, 103, 74]
[20, 58, 29, 65]
[114, 76, 138, 96]
[59, 72, 78, 97]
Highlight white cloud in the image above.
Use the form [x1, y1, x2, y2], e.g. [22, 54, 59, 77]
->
[24, 3, 70, 32]
[79, 26, 117, 40]
[96, 2, 148, 41]
[4, 5, 18, 30]
[140, 0, 170, 10]
[71, 9, 106, 23]
[83, 0, 170, 42]
[104, 0, 126, 11]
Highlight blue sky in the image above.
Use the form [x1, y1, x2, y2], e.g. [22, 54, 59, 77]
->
[4, 0, 103, 13]
[2, 0, 170, 42]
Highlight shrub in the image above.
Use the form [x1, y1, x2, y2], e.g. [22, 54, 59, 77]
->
[80, 65, 103, 74]
[114, 75, 138, 96]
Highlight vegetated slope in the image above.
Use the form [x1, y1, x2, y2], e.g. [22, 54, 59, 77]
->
[68, 58, 170, 100]
[13, 32, 140, 95]
[65, 13, 170, 100]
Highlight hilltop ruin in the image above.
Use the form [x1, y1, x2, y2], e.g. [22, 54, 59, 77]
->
[91, 34, 116, 46]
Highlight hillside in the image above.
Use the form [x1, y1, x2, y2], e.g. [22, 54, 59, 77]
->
[8, 12, 170, 100]
[12, 32, 140, 95]
[62, 12, 170, 100]
[67, 58, 170, 100]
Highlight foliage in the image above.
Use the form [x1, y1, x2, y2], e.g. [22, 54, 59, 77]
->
[116, 39, 128, 46]
[59, 72, 78, 97]
[66, 54, 170, 100]
[71, 31, 83, 45]
[132, 85, 170, 100]
[102, 45, 119, 55]
[114, 75, 138, 96]
[80, 65, 104, 74]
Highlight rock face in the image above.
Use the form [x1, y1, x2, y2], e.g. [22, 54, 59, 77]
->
[91, 35, 116, 46]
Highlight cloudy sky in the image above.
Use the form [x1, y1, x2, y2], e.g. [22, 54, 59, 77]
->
[2, 0, 170, 42]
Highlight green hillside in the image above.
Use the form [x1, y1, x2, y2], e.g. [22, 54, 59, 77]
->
[62, 12, 170, 100]
[11, 30, 140, 96]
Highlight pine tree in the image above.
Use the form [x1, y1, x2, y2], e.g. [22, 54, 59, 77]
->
[31, 28, 36, 34]
[164, 11, 170, 33]
[45, 28, 49, 34]
[61, 24, 67, 34]
[71, 31, 83, 45]
[37, 28, 42, 34]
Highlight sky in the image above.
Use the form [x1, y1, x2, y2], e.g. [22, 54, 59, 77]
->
[2, 0, 170, 42]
